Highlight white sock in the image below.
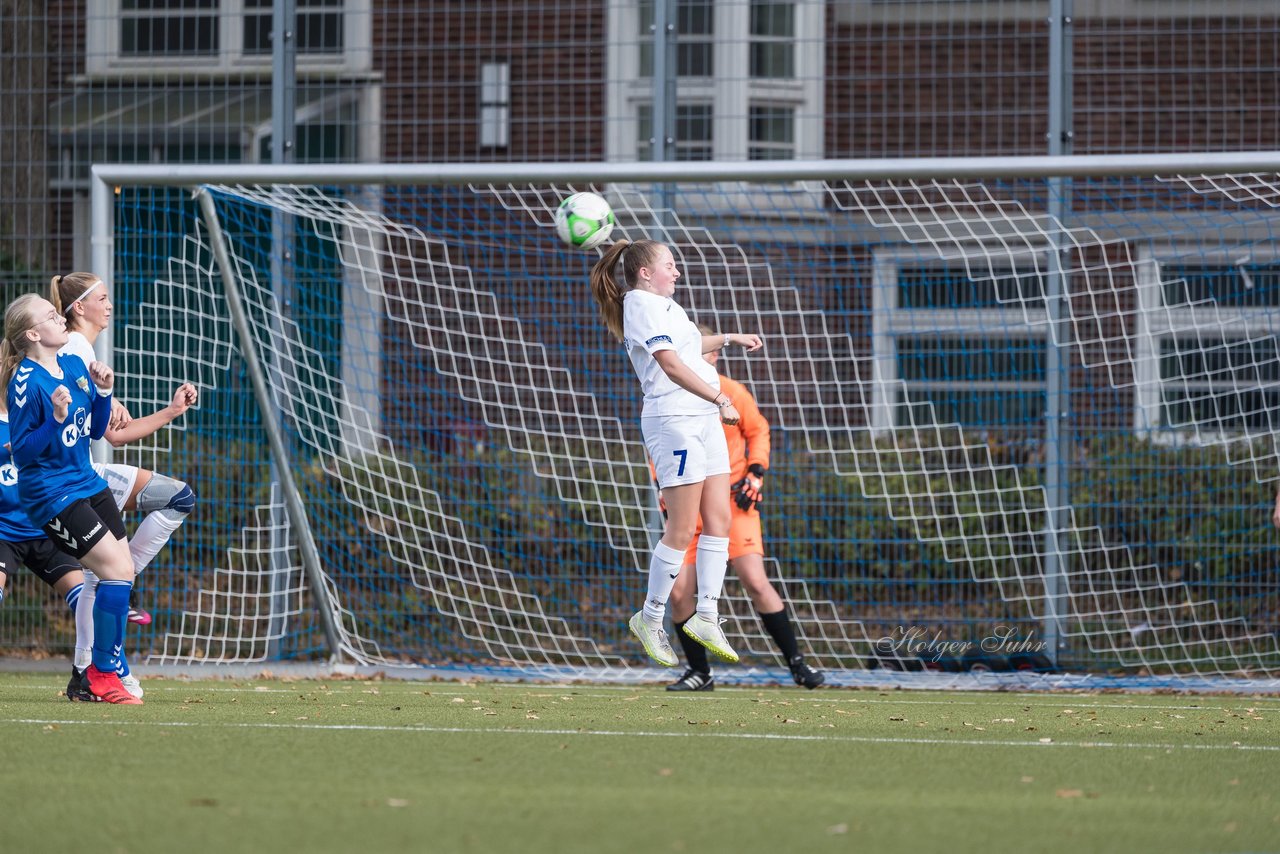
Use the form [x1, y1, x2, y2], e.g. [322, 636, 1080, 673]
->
[74, 570, 97, 671]
[642, 541, 686, 625]
[129, 510, 184, 574]
[694, 534, 730, 621]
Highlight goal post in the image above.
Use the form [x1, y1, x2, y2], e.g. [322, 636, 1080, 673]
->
[89, 154, 1280, 688]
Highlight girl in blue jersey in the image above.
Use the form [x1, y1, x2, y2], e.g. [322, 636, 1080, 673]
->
[1, 294, 140, 704]
[0, 405, 99, 700]
[589, 239, 762, 667]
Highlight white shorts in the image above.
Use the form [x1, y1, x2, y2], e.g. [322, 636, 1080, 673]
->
[643, 413, 730, 489]
[91, 462, 140, 512]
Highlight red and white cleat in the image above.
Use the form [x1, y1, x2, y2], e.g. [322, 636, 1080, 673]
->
[83, 665, 143, 705]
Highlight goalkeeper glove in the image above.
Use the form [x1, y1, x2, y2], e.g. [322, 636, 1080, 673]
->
[731, 464, 765, 511]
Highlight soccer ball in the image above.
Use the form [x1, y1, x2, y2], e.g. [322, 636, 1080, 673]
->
[553, 192, 616, 250]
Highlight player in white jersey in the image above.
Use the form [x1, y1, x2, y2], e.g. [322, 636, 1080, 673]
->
[52, 272, 198, 699]
[589, 239, 763, 666]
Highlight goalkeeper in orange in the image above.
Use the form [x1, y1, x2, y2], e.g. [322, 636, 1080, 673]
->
[657, 328, 824, 691]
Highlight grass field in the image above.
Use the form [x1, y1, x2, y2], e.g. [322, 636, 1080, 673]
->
[2, 673, 1278, 854]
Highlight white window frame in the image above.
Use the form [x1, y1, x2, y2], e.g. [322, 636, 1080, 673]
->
[747, 102, 798, 161]
[85, 0, 372, 77]
[605, 0, 825, 213]
[874, 244, 1280, 439]
[1133, 245, 1280, 438]
[479, 62, 511, 149]
[871, 247, 1049, 435]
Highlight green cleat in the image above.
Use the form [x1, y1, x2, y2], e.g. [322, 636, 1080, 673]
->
[682, 614, 740, 663]
[628, 611, 678, 667]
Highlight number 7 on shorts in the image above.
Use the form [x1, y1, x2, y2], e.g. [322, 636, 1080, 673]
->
[672, 449, 687, 477]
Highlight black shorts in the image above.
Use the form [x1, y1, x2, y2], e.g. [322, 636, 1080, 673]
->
[42, 488, 127, 560]
[0, 537, 81, 588]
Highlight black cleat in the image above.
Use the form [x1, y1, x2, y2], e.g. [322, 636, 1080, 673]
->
[65, 666, 99, 702]
[789, 656, 825, 689]
[666, 669, 714, 692]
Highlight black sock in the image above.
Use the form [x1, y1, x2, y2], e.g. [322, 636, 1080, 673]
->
[674, 618, 710, 674]
[759, 607, 801, 663]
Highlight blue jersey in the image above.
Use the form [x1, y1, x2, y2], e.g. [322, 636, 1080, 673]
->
[0, 416, 44, 541]
[6, 355, 111, 527]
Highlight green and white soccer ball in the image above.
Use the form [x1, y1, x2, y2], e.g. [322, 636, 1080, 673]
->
[553, 191, 616, 250]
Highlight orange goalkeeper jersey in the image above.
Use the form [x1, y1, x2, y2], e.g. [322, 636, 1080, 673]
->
[718, 374, 770, 481]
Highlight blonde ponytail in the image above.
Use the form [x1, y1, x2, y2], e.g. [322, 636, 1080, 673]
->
[588, 239, 665, 341]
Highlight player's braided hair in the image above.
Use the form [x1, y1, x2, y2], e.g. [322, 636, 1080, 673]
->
[588, 239, 664, 341]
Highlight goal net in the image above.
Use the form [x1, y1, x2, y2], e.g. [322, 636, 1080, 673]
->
[97, 158, 1280, 688]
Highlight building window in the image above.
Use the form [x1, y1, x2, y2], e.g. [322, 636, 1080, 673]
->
[637, 103, 714, 161]
[895, 335, 1046, 428]
[120, 0, 217, 56]
[748, 104, 795, 160]
[607, 0, 824, 168]
[243, 0, 345, 56]
[1158, 336, 1280, 431]
[255, 121, 353, 164]
[1162, 263, 1280, 309]
[871, 255, 1049, 433]
[875, 250, 1280, 437]
[479, 62, 510, 149]
[897, 263, 1047, 310]
[639, 0, 714, 79]
[1134, 250, 1280, 435]
[87, 0, 371, 76]
[750, 1, 795, 79]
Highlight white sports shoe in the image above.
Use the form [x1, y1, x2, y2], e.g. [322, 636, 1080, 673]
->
[120, 673, 144, 700]
[682, 614, 740, 663]
[628, 611, 678, 667]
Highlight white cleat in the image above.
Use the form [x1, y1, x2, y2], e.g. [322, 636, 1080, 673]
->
[628, 611, 678, 667]
[120, 673, 144, 699]
[682, 614, 740, 663]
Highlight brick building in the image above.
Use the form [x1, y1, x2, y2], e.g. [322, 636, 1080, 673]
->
[0, 1, 1277, 435]
[2, 1, 1277, 278]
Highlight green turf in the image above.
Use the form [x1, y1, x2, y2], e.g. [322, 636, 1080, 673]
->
[1, 673, 1277, 854]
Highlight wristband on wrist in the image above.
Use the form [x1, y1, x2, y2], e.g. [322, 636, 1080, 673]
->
[722, 333, 730, 350]
[716, 396, 732, 408]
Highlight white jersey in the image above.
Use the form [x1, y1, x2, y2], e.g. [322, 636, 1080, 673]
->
[60, 331, 138, 496]
[622, 289, 718, 418]
[59, 331, 105, 393]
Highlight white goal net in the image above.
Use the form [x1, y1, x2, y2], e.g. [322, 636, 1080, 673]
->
[95, 157, 1280, 689]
